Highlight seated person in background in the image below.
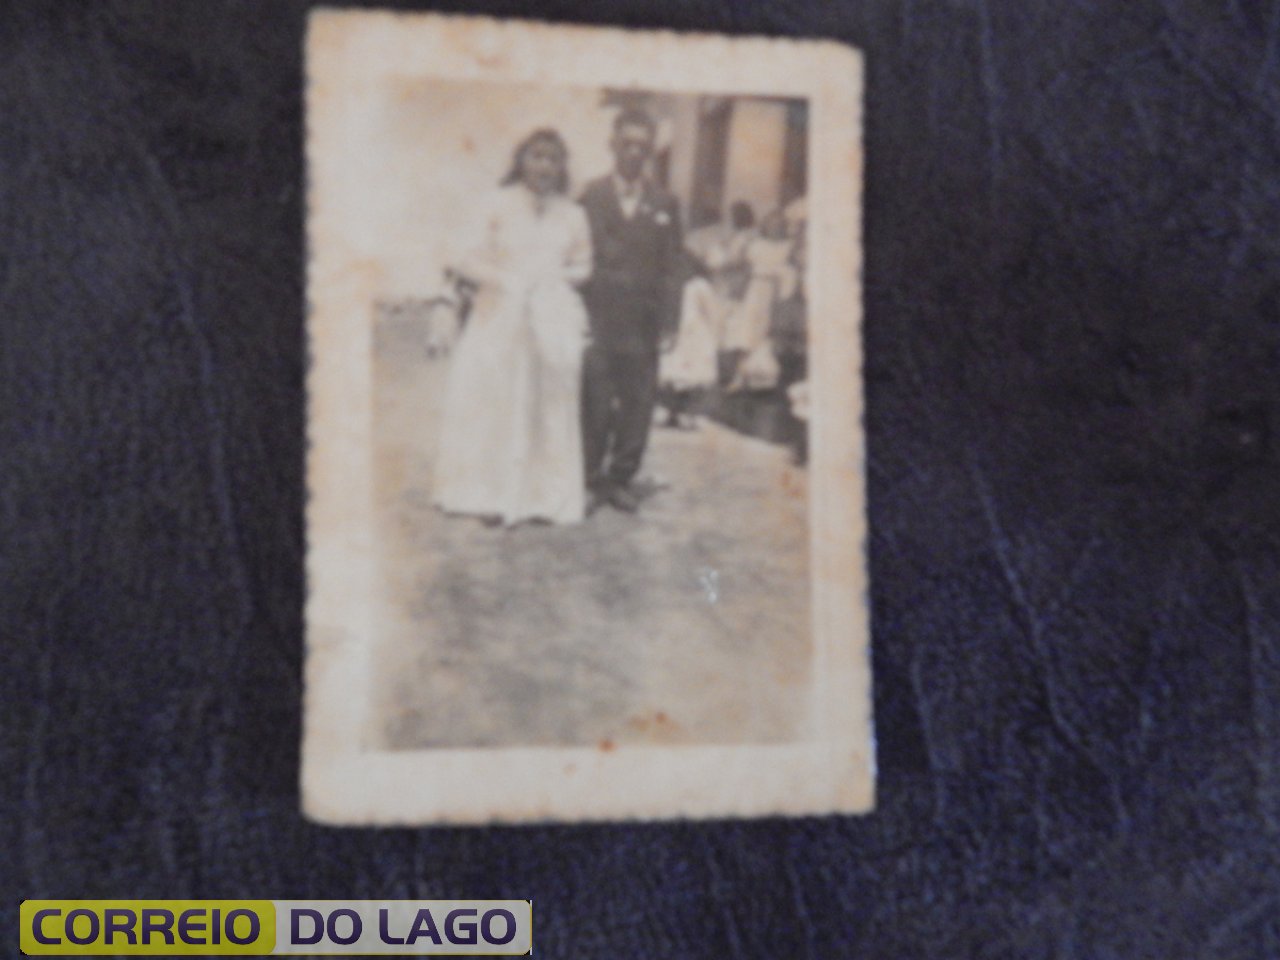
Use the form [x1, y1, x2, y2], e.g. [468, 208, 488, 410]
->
[711, 203, 757, 386]
[685, 200, 756, 272]
[727, 208, 795, 392]
[770, 228, 807, 392]
[771, 230, 808, 464]
[658, 252, 723, 429]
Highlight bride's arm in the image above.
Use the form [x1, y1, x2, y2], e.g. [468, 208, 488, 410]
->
[561, 205, 594, 287]
[453, 252, 508, 290]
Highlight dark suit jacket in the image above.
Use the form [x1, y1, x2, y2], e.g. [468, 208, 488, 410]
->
[578, 175, 683, 353]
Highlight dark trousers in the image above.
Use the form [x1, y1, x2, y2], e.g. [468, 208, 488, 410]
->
[581, 344, 658, 489]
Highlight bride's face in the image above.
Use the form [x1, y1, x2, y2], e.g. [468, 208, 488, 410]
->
[522, 139, 564, 197]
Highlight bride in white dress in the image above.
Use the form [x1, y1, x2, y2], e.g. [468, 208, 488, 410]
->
[434, 129, 594, 526]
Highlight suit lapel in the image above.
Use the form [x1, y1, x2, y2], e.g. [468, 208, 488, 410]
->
[609, 176, 658, 225]
[599, 177, 626, 226]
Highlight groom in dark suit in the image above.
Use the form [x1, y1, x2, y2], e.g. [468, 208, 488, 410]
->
[579, 107, 684, 513]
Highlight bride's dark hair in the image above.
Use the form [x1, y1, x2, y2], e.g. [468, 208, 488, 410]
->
[501, 128, 570, 193]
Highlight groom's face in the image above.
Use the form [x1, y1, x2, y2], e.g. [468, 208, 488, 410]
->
[611, 121, 654, 182]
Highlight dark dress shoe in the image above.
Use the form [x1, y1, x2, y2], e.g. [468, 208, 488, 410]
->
[607, 485, 641, 513]
[586, 488, 608, 517]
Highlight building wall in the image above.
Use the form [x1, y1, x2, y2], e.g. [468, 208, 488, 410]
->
[664, 95, 704, 224]
[723, 99, 790, 223]
[372, 79, 616, 300]
[362, 84, 796, 301]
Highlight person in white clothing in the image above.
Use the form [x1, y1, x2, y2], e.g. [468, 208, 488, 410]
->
[726, 208, 796, 392]
[658, 254, 723, 428]
[433, 129, 594, 526]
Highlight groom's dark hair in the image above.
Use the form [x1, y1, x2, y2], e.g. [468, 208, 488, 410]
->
[613, 106, 656, 138]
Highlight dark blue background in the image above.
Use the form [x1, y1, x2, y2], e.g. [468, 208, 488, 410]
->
[3, 1, 1278, 956]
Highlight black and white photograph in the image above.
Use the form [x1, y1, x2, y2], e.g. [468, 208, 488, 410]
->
[372, 81, 813, 750]
[303, 10, 869, 824]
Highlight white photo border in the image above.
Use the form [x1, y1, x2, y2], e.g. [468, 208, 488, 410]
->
[302, 9, 871, 824]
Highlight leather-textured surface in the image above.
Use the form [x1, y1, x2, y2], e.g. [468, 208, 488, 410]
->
[3, 1, 1278, 956]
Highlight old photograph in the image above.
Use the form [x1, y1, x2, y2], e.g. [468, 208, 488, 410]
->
[303, 11, 870, 823]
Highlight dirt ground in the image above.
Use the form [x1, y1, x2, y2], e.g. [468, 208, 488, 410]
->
[370, 315, 812, 749]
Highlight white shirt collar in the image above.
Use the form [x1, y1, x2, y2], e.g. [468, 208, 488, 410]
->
[613, 174, 645, 218]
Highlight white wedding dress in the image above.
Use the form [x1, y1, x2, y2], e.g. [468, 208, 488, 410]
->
[434, 184, 593, 525]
